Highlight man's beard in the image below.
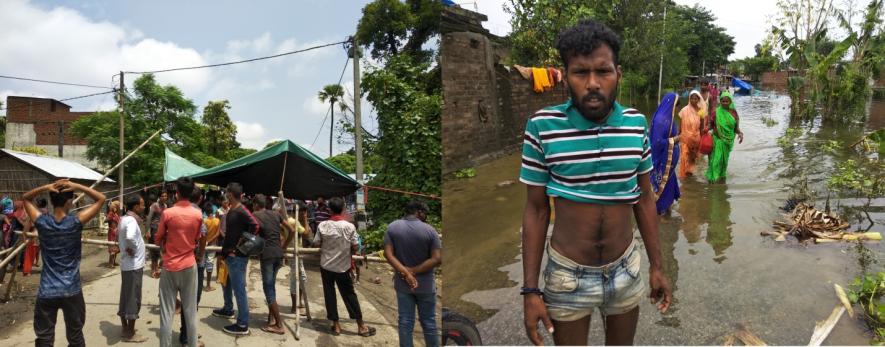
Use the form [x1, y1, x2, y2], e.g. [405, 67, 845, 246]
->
[570, 84, 618, 122]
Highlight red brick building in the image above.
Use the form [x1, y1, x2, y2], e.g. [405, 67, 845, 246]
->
[4, 96, 95, 166]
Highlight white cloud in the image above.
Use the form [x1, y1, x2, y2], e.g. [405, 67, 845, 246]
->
[303, 96, 331, 118]
[0, 0, 213, 108]
[234, 121, 268, 149]
[120, 39, 211, 93]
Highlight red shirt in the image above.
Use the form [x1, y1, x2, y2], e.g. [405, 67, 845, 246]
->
[156, 200, 203, 272]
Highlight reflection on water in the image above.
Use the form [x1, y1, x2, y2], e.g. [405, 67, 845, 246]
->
[443, 93, 883, 345]
[706, 186, 733, 263]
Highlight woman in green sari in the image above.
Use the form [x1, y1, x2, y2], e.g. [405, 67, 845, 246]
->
[706, 91, 744, 183]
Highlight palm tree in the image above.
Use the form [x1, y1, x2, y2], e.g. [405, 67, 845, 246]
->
[317, 84, 348, 157]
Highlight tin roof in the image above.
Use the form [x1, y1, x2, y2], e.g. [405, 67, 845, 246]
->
[1, 149, 114, 183]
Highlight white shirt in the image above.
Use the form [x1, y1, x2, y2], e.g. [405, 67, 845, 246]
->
[118, 213, 146, 271]
[313, 219, 357, 273]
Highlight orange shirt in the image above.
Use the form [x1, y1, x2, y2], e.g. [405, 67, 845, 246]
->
[155, 200, 203, 272]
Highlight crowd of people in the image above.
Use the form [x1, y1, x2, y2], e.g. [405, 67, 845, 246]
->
[0, 176, 442, 347]
[649, 79, 745, 215]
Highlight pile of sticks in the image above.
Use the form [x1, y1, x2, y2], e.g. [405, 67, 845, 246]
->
[762, 203, 881, 243]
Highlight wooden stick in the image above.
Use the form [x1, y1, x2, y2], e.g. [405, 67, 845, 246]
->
[734, 324, 767, 346]
[0, 239, 30, 270]
[72, 128, 163, 205]
[808, 305, 845, 346]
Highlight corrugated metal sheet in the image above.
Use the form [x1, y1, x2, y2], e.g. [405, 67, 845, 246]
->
[1, 149, 114, 183]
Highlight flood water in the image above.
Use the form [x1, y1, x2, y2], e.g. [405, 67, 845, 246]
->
[443, 93, 885, 345]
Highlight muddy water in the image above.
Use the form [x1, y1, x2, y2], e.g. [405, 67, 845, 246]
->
[443, 93, 884, 345]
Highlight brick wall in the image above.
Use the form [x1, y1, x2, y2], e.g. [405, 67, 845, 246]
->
[442, 31, 568, 174]
[5, 96, 91, 146]
[761, 71, 789, 91]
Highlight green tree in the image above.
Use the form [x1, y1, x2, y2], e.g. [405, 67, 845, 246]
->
[201, 100, 241, 160]
[72, 74, 222, 186]
[504, 0, 733, 100]
[326, 149, 376, 174]
[317, 84, 348, 157]
[362, 54, 441, 222]
[356, 0, 442, 62]
[357, 0, 441, 224]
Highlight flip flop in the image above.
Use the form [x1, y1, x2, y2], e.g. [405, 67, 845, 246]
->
[260, 325, 285, 335]
[358, 326, 376, 337]
[121, 334, 148, 343]
[328, 325, 341, 336]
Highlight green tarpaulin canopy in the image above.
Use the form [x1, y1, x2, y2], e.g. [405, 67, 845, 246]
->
[164, 147, 206, 182]
[187, 140, 359, 199]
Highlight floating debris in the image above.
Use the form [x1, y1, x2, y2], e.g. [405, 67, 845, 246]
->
[763, 203, 881, 243]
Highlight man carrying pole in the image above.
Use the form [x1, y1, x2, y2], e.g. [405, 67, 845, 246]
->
[22, 179, 106, 347]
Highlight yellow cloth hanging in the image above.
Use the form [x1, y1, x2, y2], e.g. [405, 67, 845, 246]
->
[532, 67, 552, 93]
[216, 258, 228, 286]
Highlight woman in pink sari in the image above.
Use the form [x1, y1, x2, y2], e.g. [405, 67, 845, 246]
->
[678, 90, 704, 178]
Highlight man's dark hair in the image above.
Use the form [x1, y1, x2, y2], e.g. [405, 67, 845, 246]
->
[35, 198, 48, 209]
[226, 182, 243, 200]
[125, 194, 142, 211]
[253, 194, 267, 209]
[49, 191, 74, 208]
[328, 197, 344, 214]
[189, 187, 203, 204]
[405, 199, 429, 215]
[175, 177, 195, 200]
[556, 19, 622, 69]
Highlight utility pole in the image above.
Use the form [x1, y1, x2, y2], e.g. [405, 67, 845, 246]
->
[118, 72, 125, 207]
[329, 100, 334, 158]
[57, 120, 63, 157]
[657, 5, 667, 102]
[350, 35, 366, 230]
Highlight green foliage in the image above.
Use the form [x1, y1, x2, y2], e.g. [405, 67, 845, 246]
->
[731, 55, 780, 81]
[823, 140, 843, 154]
[361, 222, 387, 253]
[453, 167, 476, 179]
[71, 74, 248, 186]
[362, 54, 441, 223]
[847, 271, 885, 344]
[325, 151, 376, 174]
[357, 0, 440, 226]
[773, 0, 885, 122]
[777, 127, 804, 146]
[504, 1, 734, 99]
[201, 100, 241, 158]
[12, 146, 49, 156]
[827, 159, 885, 199]
[356, 0, 441, 63]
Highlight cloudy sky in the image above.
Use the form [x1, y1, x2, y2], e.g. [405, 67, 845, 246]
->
[0, 0, 377, 156]
[473, 0, 784, 60]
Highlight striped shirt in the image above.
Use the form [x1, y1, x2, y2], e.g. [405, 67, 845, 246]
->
[520, 99, 653, 204]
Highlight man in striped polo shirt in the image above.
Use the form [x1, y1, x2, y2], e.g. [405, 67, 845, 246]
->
[520, 19, 672, 346]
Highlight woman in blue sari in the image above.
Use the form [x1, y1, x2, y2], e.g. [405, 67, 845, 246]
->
[649, 92, 681, 215]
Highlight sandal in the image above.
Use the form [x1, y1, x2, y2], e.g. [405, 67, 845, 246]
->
[328, 325, 341, 336]
[358, 326, 377, 337]
[260, 325, 285, 335]
[121, 334, 148, 343]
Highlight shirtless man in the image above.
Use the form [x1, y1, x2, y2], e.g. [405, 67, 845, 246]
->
[520, 19, 672, 346]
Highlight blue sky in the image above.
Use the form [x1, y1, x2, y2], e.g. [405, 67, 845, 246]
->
[0, 0, 378, 156]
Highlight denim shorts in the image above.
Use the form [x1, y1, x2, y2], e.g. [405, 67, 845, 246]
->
[542, 239, 644, 321]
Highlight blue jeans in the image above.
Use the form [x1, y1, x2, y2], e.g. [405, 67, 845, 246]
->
[396, 291, 439, 347]
[260, 258, 282, 305]
[222, 256, 249, 327]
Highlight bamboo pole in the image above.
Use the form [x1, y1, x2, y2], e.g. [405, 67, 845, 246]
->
[72, 128, 163, 205]
[0, 239, 29, 272]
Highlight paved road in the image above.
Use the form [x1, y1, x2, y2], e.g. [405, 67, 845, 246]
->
[0, 255, 417, 346]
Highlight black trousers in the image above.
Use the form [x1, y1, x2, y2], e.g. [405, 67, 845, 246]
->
[34, 292, 86, 347]
[320, 268, 362, 322]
